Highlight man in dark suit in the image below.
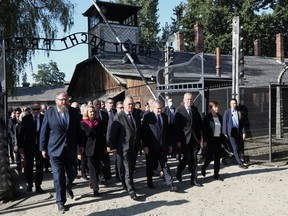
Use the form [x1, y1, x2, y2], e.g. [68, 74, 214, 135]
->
[222, 98, 248, 169]
[174, 92, 203, 186]
[142, 100, 177, 191]
[107, 95, 141, 200]
[18, 103, 45, 193]
[163, 97, 176, 157]
[40, 92, 84, 212]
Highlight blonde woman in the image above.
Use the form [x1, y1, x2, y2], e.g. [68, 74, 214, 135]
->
[80, 105, 105, 196]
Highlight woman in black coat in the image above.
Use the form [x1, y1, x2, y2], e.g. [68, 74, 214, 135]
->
[81, 105, 105, 196]
[201, 101, 224, 181]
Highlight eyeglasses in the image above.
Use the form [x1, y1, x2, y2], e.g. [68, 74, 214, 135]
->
[57, 98, 68, 101]
[32, 108, 40, 111]
[117, 107, 124, 109]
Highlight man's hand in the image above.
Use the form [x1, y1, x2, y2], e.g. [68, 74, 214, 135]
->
[107, 147, 117, 155]
[77, 154, 82, 161]
[202, 141, 207, 148]
[78, 146, 84, 155]
[168, 146, 172, 154]
[176, 142, 181, 148]
[42, 150, 48, 159]
[143, 147, 149, 155]
[242, 133, 246, 140]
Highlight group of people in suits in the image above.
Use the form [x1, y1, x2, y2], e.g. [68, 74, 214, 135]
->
[12, 90, 248, 213]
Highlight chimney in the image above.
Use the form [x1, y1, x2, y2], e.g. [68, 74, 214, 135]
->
[194, 23, 204, 52]
[276, 33, 284, 63]
[177, 31, 185, 52]
[253, 38, 261, 56]
[216, 47, 221, 77]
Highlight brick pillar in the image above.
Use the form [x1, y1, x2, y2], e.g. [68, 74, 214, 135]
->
[177, 32, 185, 52]
[194, 23, 204, 53]
[253, 38, 261, 56]
[216, 47, 221, 77]
[276, 33, 284, 63]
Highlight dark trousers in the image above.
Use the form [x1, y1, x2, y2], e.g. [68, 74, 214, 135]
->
[101, 153, 111, 180]
[177, 143, 199, 180]
[24, 144, 44, 188]
[202, 137, 221, 175]
[50, 147, 77, 205]
[81, 153, 89, 176]
[229, 128, 243, 165]
[146, 149, 173, 186]
[87, 152, 103, 191]
[118, 150, 137, 194]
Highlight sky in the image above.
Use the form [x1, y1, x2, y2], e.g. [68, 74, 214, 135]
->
[26, 0, 186, 84]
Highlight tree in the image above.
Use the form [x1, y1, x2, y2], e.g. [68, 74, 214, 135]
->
[0, 0, 74, 91]
[21, 72, 30, 87]
[115, 0, 160, 48]
[32, 61, 65, 86]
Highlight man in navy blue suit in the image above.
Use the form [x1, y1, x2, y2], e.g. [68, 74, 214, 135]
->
[40, 92, 84, 212]
[222, 98, 248, 169]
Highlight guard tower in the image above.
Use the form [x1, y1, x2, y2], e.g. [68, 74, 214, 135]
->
[83, 1, 142, 57]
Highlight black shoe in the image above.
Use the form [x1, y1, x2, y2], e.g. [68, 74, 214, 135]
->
[191, 179, 203, 187]
[57, 204, 67, 212]
[36, 187, 46, 194]
[169, 185, 177, 192]
[201, 166, 206, 177]
[130, 192, 138, 200]
[239, 164, 248, 169]
[147, 182, 155, 189]
[26, 186, 32, 192]
[222, 158, 229, 166]
[176, 171, 182, 183]
[66, 189, 74, 199]
[93, 190, 100, 197]
[213, 175, 224, 181]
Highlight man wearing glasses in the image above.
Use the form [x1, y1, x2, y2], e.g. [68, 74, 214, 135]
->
[40, 92, 84, 212]
[18, 103, 45, 193]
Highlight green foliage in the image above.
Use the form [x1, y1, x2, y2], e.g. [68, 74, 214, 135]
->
[32, 61, 65, 86]
[0, 0, 74, 91]
[177, 0, 288, 56]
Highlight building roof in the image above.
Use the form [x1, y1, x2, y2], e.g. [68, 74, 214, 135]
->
[8, 85, 68, 103]
[83, 1, 142, 22]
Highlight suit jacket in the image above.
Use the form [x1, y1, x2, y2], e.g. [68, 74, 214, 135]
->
[98, 110, 109, 145]
[174, 105, 202, 146]
[163, 106, 175, 125]
[222, 109, 246, 137]
[80, 121, 105, 157]
[107, 110, 140, 156]
[40, 107, 83, 157]
[142, 112, 170, 153]
[202, 112, 224, 143]
[18, 113, 44, 149]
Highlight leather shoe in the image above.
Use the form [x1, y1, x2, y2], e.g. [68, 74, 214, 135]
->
[36, 187, 46, 194]
[82, 174, 89, 180]
[147, 182, 155, 189]
[57, 204, 67, 212]
[239, 164, 248, 169]
[201, 166, 206, 177]
[93, 190, 100, 197]
[176, 171, 182, 183]
[66, 189, 74, 199]
[221, 158, 229, 165]
[26, 186, 32, 192]
[213, 175, 224, 181]
[130, 192, 138, 200]
[169, 185, 177, 192]
[191, 179, 203, 187]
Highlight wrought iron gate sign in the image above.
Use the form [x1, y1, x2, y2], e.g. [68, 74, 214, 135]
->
[4, 32, 152, 57]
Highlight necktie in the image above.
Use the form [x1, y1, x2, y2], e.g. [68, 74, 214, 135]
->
[127, 113, 135, 130]
[34, 116, 37, 131]
[62, 113, 67, 129]
[188, 109, 192, 119]
[157, 115, 162, 129]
